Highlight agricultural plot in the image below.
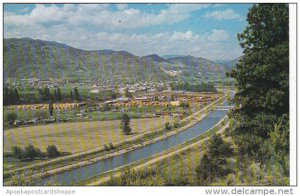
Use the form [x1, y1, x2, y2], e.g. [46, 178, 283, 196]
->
[4, 117, 174, 154]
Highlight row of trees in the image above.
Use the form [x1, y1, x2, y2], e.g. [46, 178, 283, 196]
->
[4, 86, 82, 106]
[12, 144, 60, 161]
[39, 87, 81, 102]
[4, 86, 20, 105]
[170, 82, 216, 92]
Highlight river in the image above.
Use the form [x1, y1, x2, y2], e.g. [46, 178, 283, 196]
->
[42, 106, 228, 185]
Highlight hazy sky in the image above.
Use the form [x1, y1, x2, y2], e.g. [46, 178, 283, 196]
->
[4, 3, 252, 60]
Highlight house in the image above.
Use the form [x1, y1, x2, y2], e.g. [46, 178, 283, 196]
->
[90, 89, 99, 94]
[14, 120, 22, 126]
[134, 96, 150, 102]
[153, 112, 161, 117]
[116, 97, 131, 103]
[76, 113, 86, 118]
[170, 101, 180, 107]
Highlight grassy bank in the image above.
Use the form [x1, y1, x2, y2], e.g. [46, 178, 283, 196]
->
[4, 95, 226, 183]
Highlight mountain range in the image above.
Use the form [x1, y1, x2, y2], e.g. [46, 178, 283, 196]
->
[4, 38, 240, 83]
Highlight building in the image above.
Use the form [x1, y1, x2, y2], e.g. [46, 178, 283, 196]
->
[170, 101, 180, 107]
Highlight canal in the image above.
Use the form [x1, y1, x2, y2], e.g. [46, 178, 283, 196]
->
[43, 108, 228, 185]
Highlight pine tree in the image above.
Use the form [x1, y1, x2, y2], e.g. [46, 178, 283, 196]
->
[57, 87, 62, 101]
[49, 101, 54, 117]
[13, 88, 20, 104]
[121, 113, 132, 135]
[44, 87, 51, 102]
[10, 89, 15, 104]
[54, 89, 58, 102]
[4, 86, 10, 105]
[74, 87, 80, 102]
[229, 4, 289, 159]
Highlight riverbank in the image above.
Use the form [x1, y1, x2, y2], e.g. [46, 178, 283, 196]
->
[84, 117, 229, 185]
[4, 95, 226, 184]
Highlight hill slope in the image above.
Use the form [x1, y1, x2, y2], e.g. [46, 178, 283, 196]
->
[3, 38, 168, 84]
[4, 38, 234, 83]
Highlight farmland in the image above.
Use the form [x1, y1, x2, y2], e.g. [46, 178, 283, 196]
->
[4, 116, 174, 154]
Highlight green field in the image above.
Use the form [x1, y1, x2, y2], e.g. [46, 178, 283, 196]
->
[4, 117, 174, 154]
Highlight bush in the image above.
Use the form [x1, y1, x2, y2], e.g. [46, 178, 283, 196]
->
[196, 134, 234, 185]
[12, 145, 46, 161]
[5, 112, 18, 123]
[46, 145, 60, 158]
[180, 102, 190, 108]
[12, 146, 24, 160]
[103, 144, 110, 151]
[225, 128, 230, 137]
[173, 122, 180, 128]
[208, 134, 233, 159]
[195, 153, 215, 185]
[24, 145, 38, 160]
[121, 113, 132, 135]
[34, 110, 49, 119]
[109, 143, 114, 150]
[165, 122, 171, 131]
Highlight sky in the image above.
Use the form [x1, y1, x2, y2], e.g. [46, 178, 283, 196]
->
[4, 3, 252, 60]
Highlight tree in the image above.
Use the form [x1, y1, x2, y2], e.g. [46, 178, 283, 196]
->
[165, 122, 171, 131]
[43, 87, 51, 101]
[12, 146, 24, 160]
[229, 4, 289, 159]
[195, 153, 215, 185]
[49, 101, 54, 117]
[70, 90, 73, 100]
[4, 86, 10, 105]
[111, 91, 117, 99]
[54, 89, 58, 102]
[74, 87, 80, 101]
[121, 113, 131, 135]
[38, 88, 44, 102]
[10, 89, 15, 104]
[261, 115, 289, 174]
[35, 110, 49, 119]
[125, 88, 133, 98]
[195, 134, 233, 185]
[207, 134, 233, 160]
[57, 87, 62, 101]
[46, 145, 60, 158]
[24, 145, 38, 160]
[13, 88, 20, 104]
[5, 112, 18, 123]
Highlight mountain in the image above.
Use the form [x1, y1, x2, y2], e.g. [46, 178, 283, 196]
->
[3, 38, 168, 83]
[215, 56, 243, 71]
[161, 54, 185, 60]
[142, 54, 165, 63]
[4, 37, 234, 83]
[163, 55, 228, 81]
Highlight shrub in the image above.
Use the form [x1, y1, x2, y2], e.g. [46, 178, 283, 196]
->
[121, 113, 132, 135]
[103, 144, 110, 151]
[12, 146, 24, 160]
[225, 128, 230, 137]
[34, 110, 49, 119]
[24, 145, 38, 160]
[165, 122, 171, 131]
[46, 145, 60, 158]
[5, 112, 18, 123]
[173, 122, 180, 128]
[109, 143, 114, 150]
